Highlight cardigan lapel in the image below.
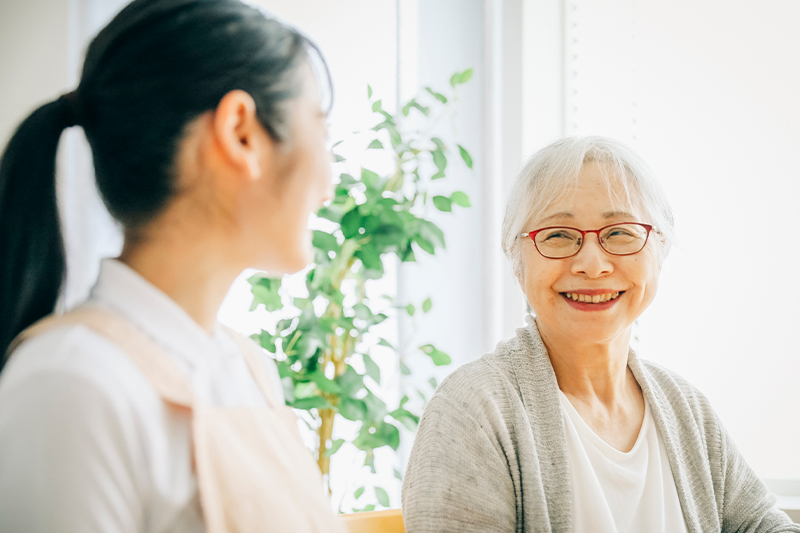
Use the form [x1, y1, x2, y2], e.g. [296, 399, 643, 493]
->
[509, 318, 573, 532]
[627, 353, 716, 533]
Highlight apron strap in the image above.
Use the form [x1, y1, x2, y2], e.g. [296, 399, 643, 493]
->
[8, 307, 195, 408]
[220, 326, 283, 409]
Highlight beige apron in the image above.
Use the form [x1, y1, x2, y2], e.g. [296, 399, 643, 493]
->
[10, 307, 346, 533]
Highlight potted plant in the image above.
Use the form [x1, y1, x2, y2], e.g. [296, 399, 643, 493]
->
[247, 69, 474, 510]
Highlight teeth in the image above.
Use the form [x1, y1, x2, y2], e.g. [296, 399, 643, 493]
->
[564, 291, 620, 303]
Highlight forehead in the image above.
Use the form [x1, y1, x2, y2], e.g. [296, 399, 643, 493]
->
[533, 161, 643, 225]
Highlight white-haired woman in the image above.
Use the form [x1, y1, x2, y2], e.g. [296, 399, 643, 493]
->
[401, 136, 798, 533]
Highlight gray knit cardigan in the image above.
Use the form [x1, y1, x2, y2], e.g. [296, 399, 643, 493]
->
[401, 318, 799, 532]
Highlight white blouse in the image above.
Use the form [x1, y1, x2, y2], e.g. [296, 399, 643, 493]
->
[559, 390, 688, 533]
[0, 259, 284, 533]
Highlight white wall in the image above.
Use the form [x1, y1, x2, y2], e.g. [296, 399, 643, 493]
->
[0, 0, 70, 146]
[524, 0, 800, 480]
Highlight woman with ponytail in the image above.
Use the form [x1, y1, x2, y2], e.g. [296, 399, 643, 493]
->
[0, 1, 345, 531]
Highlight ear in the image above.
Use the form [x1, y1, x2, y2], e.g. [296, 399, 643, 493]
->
[212, 90, 268, 180]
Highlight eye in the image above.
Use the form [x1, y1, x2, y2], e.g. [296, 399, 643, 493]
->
[542, 230, 575, 241]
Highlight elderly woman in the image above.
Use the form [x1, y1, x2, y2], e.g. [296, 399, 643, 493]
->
[401, 136, 798, 532]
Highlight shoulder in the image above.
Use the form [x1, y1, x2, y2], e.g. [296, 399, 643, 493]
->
[638, 358, 715, 412]
[635, 357, 726, 451]
[425, 337, 525, 436]
[0, 326, 156, 530]
[0, 324, 166, 451]
[2, 323, 158, 406]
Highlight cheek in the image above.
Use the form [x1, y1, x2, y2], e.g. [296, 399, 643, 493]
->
[522, 257, 562, 309]
[626, 253, 660, 305]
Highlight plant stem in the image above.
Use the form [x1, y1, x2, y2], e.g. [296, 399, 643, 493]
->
[317, 407, 335, 493]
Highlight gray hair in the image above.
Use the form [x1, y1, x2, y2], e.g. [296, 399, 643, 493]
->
[501, 136, 675, 279]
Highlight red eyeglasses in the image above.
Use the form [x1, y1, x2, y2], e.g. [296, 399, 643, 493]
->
[520, 222, 654, 259]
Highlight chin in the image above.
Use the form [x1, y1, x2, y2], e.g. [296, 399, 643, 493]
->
[253, 247, 311, 276]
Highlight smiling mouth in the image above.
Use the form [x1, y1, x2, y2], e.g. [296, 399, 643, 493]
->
[560, 291, 623, 304]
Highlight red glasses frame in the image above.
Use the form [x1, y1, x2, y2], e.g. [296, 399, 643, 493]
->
[520, 222, 654, 259]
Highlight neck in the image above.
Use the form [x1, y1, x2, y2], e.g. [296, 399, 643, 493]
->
[537, 319, 636, 407]
[118, 216, 245, 334]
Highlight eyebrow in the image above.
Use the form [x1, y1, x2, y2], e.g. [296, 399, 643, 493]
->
[539, 210, 636, 223]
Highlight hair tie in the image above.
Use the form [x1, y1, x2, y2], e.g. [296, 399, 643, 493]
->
[59, 91, 83, 127]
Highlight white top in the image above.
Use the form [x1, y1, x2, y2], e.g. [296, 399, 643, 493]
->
[0, 259, 284, 533]
[559, 390, 688, 533]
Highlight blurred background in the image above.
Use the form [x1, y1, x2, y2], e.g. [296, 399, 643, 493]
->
[2, 0, 799, 516]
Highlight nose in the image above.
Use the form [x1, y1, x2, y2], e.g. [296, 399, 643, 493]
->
[570, 233, 613, 278]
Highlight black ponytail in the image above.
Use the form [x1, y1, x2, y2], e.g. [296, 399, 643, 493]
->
[0, 97, 77, 362]
[0, 0, 330, 364]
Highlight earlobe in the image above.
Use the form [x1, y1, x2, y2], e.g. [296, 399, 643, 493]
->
[213, 89, 264, 180]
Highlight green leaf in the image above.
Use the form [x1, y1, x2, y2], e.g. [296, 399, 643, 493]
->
[353, 302, 373, 321]
[339, 173, 358, 185]
[341, 209, 363, 239]
[450, 191, 471, 207]
[400, 361, 411, 375]
[433, 195, 452, 212]
[363, 354, 381, 384]
[309, 370, 343, 395]
[355, 245, 383, 273]
[367, 85, 373, 99]
[420, 343, 452, 366]
[413, 233, 435, 255]
[425, 87, 448, 104]
[334, 153, 345, 163]
[394, 468, 403, 481]
[429, 377, 438, 389]
[422, 298, 433, 313]
[339, 397, 368, 421]
[312, 230, 339, 253]
[354, 486, 365, 500]
[292, 396, 332, 411]
[317, 206, 343, 223]
[402, 99, 431, 117]
[355, 504, 376, 513]
[406, 303, 416, 317]
[367, 139, 384, 149]
[419, 220, 445, 249]
[401, 244, 416, 262]
[361, 168, 381, 190]
[378, 338, 395, 350]
[363, 392, 388, 422]
[255, 330, 277, 353]
[431, 137, 446, 151]
[380, 422, 401, 451]
[458, 144, 473, 168]
[372, 99, 382, 112]
[324, 438, 345, 457]
[432, 149, 447, 172]
[389, 405, 420, 431]
[248, 274, 283, 312]
[450, 72, 460, 87]
[293, 380, 319, 399]
[337, 366, 365, 396]
[384, 171, 404, 193]
[375, 487, 390, 507]
[459, 68, 474, 84]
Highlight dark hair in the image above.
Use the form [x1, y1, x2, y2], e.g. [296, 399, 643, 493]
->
[0, 0, 330, 364]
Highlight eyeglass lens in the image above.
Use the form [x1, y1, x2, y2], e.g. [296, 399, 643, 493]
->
[534, 224, 649, 258]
